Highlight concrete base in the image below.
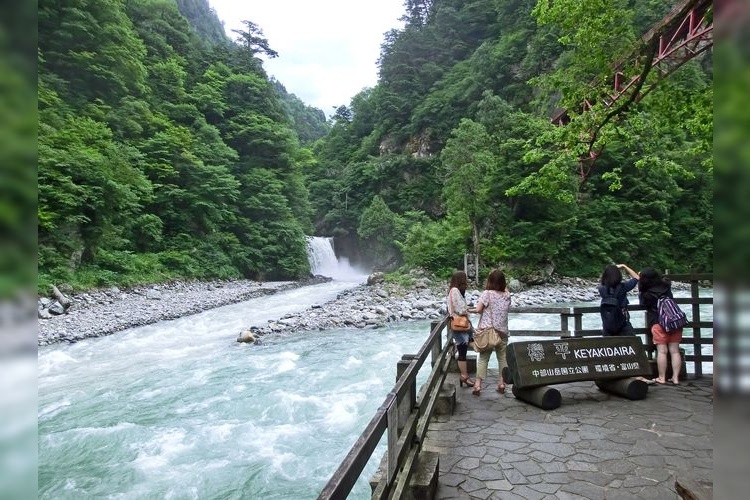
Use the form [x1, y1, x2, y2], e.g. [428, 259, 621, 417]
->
[447, 352, 477, 374]
[649, 348, 687, 381]
[435, 383, 456, 415]
[409, 450, 439, 500]
[369, 450, 440, 499]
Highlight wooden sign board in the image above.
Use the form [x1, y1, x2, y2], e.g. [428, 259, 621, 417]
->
[507, 336, 651, 389]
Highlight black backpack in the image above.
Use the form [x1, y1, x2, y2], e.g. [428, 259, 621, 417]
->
[600, 286, 626, 335]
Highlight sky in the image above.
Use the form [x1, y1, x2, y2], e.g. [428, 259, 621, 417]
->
[209, 0, 406, 115]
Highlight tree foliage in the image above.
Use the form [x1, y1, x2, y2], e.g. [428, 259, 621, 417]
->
[308, 0, 712, 278]
[38, 0, 326, 290]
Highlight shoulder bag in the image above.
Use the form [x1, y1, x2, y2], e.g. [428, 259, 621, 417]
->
[448, 289, 472, 332]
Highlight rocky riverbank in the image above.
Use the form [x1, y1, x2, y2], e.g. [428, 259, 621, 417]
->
[39, 271, 605, 346]
[37, 277, 330, 346]
[237, 273, 600, 343]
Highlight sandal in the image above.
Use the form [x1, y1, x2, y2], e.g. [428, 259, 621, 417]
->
[459, 375, 475, 387]
[496, 384, 506, 394]
[472, 385, 481, 396]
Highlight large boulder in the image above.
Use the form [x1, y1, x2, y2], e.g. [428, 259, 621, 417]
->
[367, 272, 385, 285]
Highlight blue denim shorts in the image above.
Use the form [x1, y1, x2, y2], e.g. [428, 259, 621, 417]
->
[452, 332, 471, 346]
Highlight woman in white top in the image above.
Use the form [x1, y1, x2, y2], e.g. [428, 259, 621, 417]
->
[469, 269, 511, 396]
[447, 270, 475, 387]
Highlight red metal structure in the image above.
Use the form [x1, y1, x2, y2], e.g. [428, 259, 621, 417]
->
[551, 0, 713, 182]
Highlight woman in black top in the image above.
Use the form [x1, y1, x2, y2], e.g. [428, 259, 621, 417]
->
[639, 268, 683, 384]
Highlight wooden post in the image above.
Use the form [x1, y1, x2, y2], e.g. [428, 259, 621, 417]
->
[573, 311, 583, 337]
[595, 377, 648, 400]
[690, 279, 702, 377]
[512, 386, 561, 410]
[396, 355, 417, 433]
[396, 357, 413, 433]
[430, 321, 441, 367]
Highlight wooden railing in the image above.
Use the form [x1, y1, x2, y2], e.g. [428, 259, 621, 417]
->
[317, 317, 452, 500]
[318, 273, 712, 499]
[505, 273, 713, 377]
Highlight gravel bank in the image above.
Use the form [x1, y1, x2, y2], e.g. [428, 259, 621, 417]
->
[39, 273, 604, 346]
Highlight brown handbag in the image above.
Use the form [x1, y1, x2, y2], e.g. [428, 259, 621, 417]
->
[450, 314, 471, 332]
[448, 289, 472, 332]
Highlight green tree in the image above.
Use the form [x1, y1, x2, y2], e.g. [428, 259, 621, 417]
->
[440, 119, 495, 281]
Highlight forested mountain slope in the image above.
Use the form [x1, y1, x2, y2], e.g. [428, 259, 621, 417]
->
[38, 0, 327, 290]
[308, 0, 712, 278]
[38, 0, 711, 292]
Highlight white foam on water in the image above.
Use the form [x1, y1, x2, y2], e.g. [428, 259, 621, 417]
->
[275, 350, 299, 372]
[37, 350, 78, 377]
[342, 356, 362, 369]
[74, 422, 138, 437]
[175, 394, 231, 415]
[204, 423, 236, 443]
[38, 399, 71, 419]
[325, 398, 362, 428]
[132, 428, 193, 471]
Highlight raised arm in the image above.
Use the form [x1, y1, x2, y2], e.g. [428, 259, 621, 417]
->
[617, 264, 639, 280]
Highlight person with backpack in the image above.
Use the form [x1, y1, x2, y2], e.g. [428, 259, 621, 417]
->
[639, 268, 685, 385]
[598, 263, 640, 336]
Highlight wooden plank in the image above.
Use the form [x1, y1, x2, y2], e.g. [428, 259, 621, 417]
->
[386, 400, 398, 486]
[506, 336, 651, 389]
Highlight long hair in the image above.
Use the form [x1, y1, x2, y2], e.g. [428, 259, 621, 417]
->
[485, 269, 506, 291]
[600, 264, 622, 288]
[449, 270, 468, 295]
[638, 267, 664, 293]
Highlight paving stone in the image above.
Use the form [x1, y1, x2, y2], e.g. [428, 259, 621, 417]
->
[440, 472, 466, 487]
[559, 480, 607, 498]
[554, 491, 588, 500]
[517, 430, 562, 443]
[511, 460, 546, 476]
[540, 472, 570, 484]
[485, 479, 514, 491]
[508, 484, 547, 500]
[526, 482, 560, 494]
[469, 464, 504, 482]
[458, 475, 486, 494]
[528, 442, 576, 458]
[455, 457, 480, 470]
[539, 461, 567, 473]
[568, 470, 616, 487]
[502, 467, 529, 485]
[423, 377, 712, 500]
[565, 460, 598, 472]
[601, 488, 641, 500]
[598, 458, 637, 474]
[622, 475, 659, 488]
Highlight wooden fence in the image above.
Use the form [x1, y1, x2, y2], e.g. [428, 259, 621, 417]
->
[317, 272, 712, 499]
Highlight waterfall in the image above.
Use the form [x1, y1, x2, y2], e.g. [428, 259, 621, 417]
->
[306, 236, 366, 282]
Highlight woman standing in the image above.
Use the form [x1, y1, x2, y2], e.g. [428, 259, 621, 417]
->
[469, 269, 511, 396]
[598, 263, 640, 336]
[447, 271, 474, 387]
[639, 268, 683, 384]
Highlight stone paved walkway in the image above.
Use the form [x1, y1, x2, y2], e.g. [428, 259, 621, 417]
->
[422, 371, 713, 499]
